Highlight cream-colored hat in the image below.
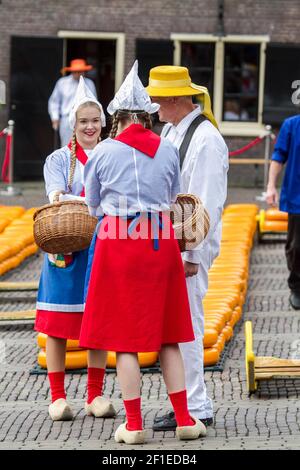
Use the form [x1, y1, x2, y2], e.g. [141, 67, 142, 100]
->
[69, 76, 106, 129]
[107, 60, 159, 115]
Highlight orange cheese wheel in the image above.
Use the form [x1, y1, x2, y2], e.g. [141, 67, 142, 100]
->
[203, 328, 219, 348]
[204, 294, 239, 309]
[38, 347, 158, 370]
[0, 246, 12, 262]
[262, 220, 288, 232]
[222, 325, 233, 342]
[203, 306, 232, 322]
[228, 311, 240, 328]
[224, 204, 258, 215]
[216, 333, 226, 352]
[204, 321, 223, 334]
[204, 347, 220, 366]
[265, 209, 288, 221]
[38, 349, 88, 369]
[106, 351, 159, 368]
[37, 333, 82, 351]
[233, 305, 242, 320]
[204, 313, 227, 328]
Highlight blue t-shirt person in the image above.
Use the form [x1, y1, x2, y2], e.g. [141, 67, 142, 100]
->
[271, 115, 300, 214]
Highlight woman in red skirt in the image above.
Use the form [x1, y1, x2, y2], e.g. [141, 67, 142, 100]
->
[80, 61, 206, 444]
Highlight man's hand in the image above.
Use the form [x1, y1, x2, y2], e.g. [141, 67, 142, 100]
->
[266, 186, 279, 206]
[52, 120, 59, 131]
[184, 261, 199, 277]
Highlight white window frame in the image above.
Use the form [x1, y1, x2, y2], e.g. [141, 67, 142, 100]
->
[58, 30, 125, 93]
[0, 80, 6, 105]
[171, 34, 270, 136]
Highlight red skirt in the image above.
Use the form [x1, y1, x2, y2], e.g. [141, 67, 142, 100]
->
[79, 215, 194, 352]
[35, 310, 83, 340]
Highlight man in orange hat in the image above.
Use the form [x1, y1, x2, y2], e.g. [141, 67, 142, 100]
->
[147, 66, 228, 431]
[48, 59, 97, 146]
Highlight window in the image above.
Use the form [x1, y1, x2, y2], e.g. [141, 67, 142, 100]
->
[181, 42, 215, 100]
[223, 43, 260, 122]
[136, 39, 174, 87]
[264, 43, 300, 126]
[171, 34, 269, 136]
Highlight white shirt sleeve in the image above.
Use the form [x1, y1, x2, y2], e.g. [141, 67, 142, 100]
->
[48, 191, 86, 203]
[44, 152, 67, 196]
[84, 150, 102, 211]
[171, 147, 181, 203]
[182, 133, 228, 264]
[48, 80, 61, 121]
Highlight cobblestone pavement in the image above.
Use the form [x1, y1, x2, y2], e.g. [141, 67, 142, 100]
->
[1, 186, 300, 449]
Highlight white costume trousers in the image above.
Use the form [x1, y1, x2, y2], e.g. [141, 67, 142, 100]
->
[59, 115, 73, 147]
[179, 257, 213, 419]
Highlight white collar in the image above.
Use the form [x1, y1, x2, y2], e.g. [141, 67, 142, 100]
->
[174, 105, 202, 136]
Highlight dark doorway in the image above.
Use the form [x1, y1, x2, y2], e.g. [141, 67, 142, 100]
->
[66, 38, 116, 137]
[10, 36, 63, 180]
[10, 36, 117, 180]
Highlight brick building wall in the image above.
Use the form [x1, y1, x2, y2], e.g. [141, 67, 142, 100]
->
[0, 0, 299, 184]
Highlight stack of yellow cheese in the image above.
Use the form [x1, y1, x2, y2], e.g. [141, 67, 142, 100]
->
[257, 207, 288, 235]
[37, 333, 159, 370]
[203, 204, 259, 366]
[0, 206, 39, 275]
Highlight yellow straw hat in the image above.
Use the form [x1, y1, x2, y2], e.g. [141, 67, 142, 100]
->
[146, 65, 218, 128]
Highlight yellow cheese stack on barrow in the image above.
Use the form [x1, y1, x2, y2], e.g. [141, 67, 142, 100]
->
[203, 204, 259, 366]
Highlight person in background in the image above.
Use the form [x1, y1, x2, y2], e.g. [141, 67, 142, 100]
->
[146, 65, 228, 432]
[48, 59, 98, 146]
[35, 77, 114, 421]
[266, 114, 300, 310]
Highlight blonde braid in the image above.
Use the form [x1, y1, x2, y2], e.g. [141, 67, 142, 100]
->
[109, 112, 120, 139]
[68, 131, 77, 192]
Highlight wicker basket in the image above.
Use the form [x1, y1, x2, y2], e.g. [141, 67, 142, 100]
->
[171, 193, 210, 252]
[33, 199, 97, 254]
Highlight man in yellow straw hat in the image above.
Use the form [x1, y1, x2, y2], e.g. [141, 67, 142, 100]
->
[48, 59, 97, 146]
[147, 65, 228, 432]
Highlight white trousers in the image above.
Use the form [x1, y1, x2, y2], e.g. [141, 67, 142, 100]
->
[59, 115, 73, 147]
[179, 256, 214, 419]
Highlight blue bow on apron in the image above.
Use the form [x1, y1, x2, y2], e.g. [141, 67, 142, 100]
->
[83, 213, 163, 302]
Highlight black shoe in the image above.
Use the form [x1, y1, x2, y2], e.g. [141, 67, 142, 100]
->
[200, 417, 214, 427]
[152, 412, 177, 431]
[290, 292, 300, 310]
[154, 411, 175, 424]
[152, 412, 213, 431]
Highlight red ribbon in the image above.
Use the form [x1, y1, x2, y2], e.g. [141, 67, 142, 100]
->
[67, 140, 88, 196]
[1, 133, 12, 183]
[229, 136, 264, 157]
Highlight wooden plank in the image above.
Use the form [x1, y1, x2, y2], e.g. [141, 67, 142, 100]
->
[229, 158, 269, 165]
[256, 368, 300, 373]
[255, 356, 300, 367]
[0, 310, 36, 321]
[256, 372, 300, 379]
[0, 281, 38, 291]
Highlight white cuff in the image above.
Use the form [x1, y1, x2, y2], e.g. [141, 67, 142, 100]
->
[182, 250, 202, 264]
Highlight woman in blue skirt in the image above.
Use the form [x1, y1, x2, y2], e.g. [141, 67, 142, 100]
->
[35, 77, 115, 421]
